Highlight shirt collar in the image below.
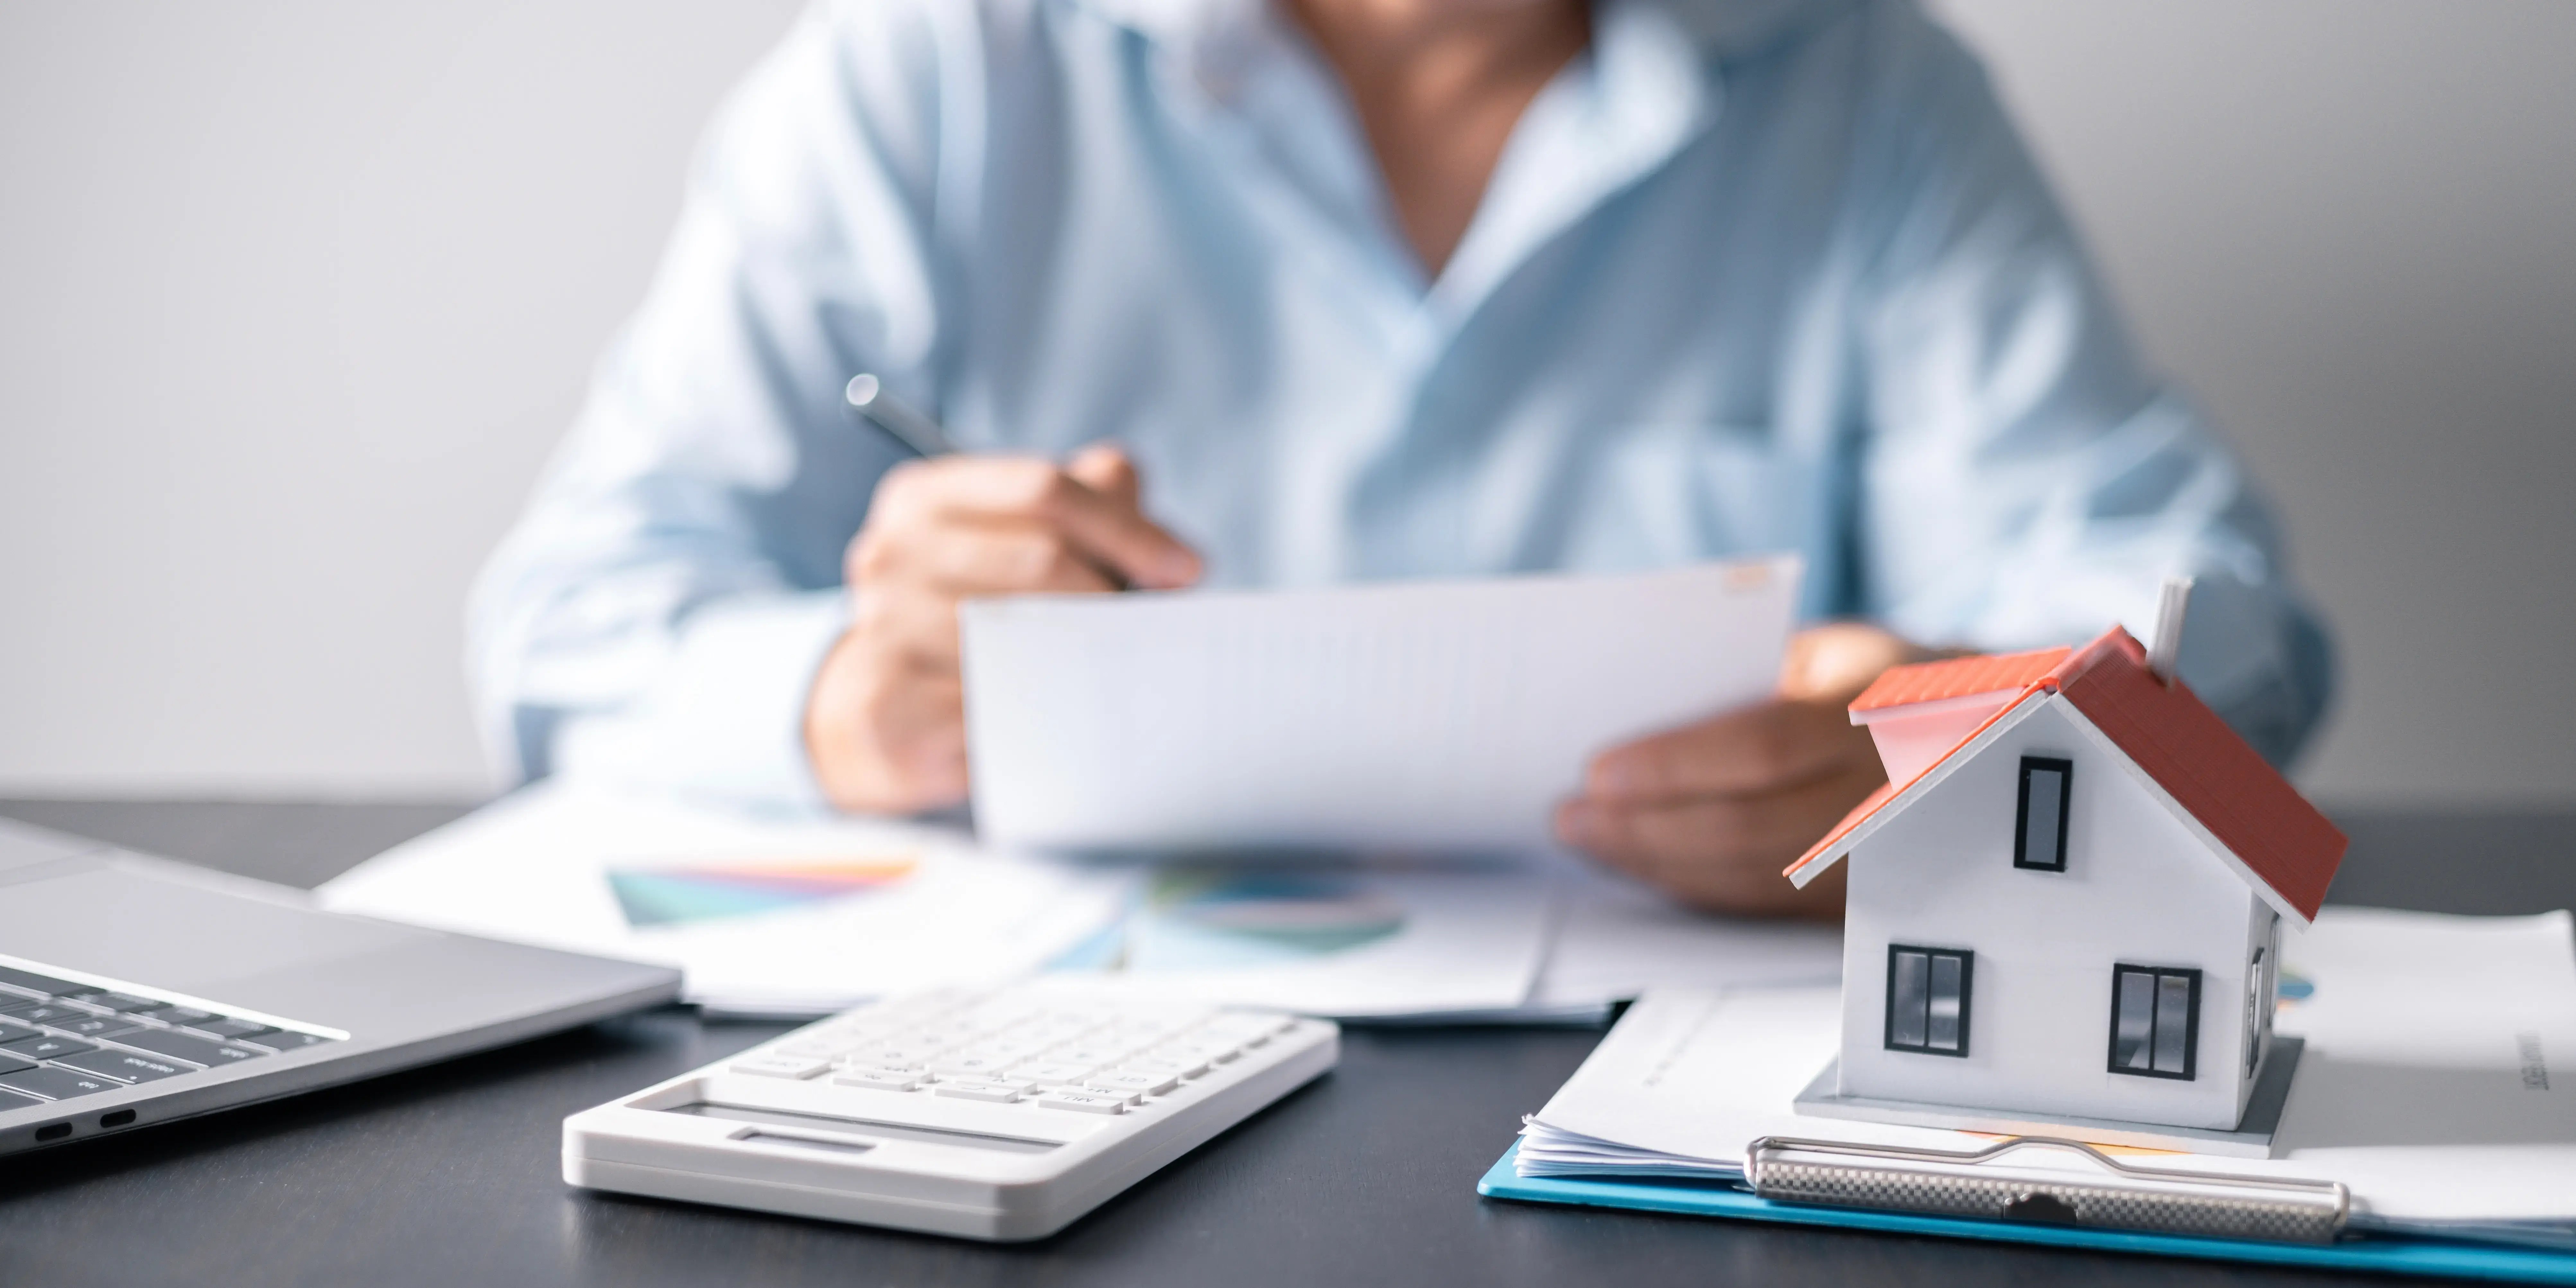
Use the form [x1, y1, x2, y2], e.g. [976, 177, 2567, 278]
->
[1070, 0, 1860, 320]
[1069, 0, 1858, 78]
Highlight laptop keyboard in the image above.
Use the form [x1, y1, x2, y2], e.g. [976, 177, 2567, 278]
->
[0, 964, 338, 1111]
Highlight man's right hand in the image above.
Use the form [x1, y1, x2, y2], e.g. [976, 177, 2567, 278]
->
[804, 445, 1202, 814]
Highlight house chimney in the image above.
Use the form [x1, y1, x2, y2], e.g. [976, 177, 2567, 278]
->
[2146, 576, 2194, 685]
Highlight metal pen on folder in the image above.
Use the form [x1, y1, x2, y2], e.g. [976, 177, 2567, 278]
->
[1744, 1135, 2350, 1245]
[844, 373, 959, 458]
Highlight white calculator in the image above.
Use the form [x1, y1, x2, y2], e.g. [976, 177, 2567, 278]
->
[562, 984, 1339, 1240]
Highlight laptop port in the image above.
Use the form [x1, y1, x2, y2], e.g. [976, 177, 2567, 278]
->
[100, 1110, 135, 1128]
[35, 1123, 71, 1142]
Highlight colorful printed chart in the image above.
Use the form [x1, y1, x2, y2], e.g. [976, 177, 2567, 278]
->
[605, 855, 918, 928]
[1113, 871, 1410, 972]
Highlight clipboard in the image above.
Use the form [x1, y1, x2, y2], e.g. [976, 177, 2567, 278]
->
[1476, 1142, 2576, 1284]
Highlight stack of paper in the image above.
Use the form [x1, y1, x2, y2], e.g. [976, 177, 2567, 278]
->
[1517, 909, 2576, 1245]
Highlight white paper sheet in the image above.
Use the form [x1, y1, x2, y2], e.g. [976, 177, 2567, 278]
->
[1519, 909, 2576, 1231]
[1528, 859, 1843, 1009]
[316, 782, 1131, 1014]
[959, 556, 1800, 851]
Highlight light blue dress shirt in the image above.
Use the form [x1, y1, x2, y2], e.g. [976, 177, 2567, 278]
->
[471, 0, 2333, 808]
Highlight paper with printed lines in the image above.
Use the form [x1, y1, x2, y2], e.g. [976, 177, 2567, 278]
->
[959, 556, 1799, 852]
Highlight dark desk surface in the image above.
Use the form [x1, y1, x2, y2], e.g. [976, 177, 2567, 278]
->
[0, 799, 2567, 1288]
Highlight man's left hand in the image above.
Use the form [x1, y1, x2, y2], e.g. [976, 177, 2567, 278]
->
[1553, 623, 1940, 919]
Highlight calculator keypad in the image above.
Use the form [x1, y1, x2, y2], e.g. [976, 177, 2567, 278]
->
[730, 991, 1282, 1117]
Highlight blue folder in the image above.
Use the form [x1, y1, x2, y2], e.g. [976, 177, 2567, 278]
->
[1477, 1142, 2576, 1284]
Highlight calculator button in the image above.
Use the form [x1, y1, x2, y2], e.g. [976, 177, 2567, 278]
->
[933, 1080, 1024, 1104]
[728, 1055, 828, 1079]
[926, 1054, 1016, 1078]
[832, 1058, 925, 1077]
[845, 1045, 938, 1068]
[830, 1071, 922, 1091]
[960, 1038, 1047, 1061]
[1160, 1042, 1238, 1066]
[1036, 1090, 1127, 1115]
[1005, 1062, 1096, 1086]
[1050, 1045, 1125, 1067]
[1085, 1070, 1178, 1097]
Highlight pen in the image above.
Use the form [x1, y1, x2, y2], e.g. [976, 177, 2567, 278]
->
[843, 372, 959, 458]
[845, 372, 1167, 591]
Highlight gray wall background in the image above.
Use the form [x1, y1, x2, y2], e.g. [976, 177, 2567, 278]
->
[2, 0, 2571, 806]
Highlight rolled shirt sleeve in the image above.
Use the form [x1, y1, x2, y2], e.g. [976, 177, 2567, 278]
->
[465, 0, 955, 809]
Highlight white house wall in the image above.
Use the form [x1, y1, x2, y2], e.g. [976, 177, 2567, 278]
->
[1836, 695, 2260, 1131]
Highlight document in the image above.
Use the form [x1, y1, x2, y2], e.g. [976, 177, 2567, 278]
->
[1526, 858, 1842, 1010]
[959, 556, 1801, 851]
[1050, 860, 1554, 1017]
[318, 782, 1132, 1015]
[316, 784, 1555, 1018]
[1516, 909, 2576, 1237]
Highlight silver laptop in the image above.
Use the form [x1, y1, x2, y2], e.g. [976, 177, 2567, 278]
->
[0, 815, 679, 1154]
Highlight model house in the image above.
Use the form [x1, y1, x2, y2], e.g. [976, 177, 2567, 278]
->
[1783, 623, 2346, 1138]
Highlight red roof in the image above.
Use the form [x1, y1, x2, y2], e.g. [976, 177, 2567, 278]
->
[1789, 628, 2347, 922]
[1848, 646, 2071, 714]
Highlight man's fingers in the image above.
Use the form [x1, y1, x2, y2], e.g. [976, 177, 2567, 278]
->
[1042, 471, 1200, 590]
[1555, 766, 1876, 918]
[1066, 443, 1141, 510]
[913, 524, 1126, 597]
[1584, 698, 1879, 802]
[1560, 767, 1872, 873]
[885, 455, 1201, 590]
[849, 585, 973, 667]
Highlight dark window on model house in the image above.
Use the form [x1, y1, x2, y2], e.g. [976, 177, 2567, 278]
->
[2014, 756, 2073, 871]
[2109, 965, 2201, 1079]
[1886, 945, 1973, 1057]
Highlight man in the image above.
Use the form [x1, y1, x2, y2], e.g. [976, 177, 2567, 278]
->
[470, 0, 2332, 917]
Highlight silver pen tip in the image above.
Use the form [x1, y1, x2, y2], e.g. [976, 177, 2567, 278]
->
[844, 372, 880, 407]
